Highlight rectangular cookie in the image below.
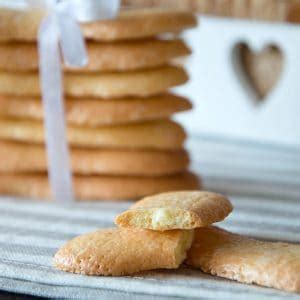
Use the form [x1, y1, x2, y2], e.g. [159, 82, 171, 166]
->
[0, 93, 192, 126]
[0, 39, 190, 72]
[0, 66, 188, 98]
[54, 228, 194, 276]
[0, 119, 186, 150]
[0, 141, 189, 176]
[186, 226, 300, 293]
[115, 191, 232, 230]
[0, 8, 197, 42]
[0, 140, 189, 176]
[0, 172, 201, 201]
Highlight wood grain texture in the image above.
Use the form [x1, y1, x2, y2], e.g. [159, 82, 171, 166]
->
[123, 0, 300, 23]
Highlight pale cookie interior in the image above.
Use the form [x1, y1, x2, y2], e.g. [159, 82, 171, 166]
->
[174, 229, 194, 265]
[115, 191, 233, 231]
[118, 207, 197, 230]
[54, 228, 194, 276]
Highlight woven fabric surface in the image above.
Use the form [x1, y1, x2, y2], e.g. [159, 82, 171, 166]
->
[0, 135, 299, 299]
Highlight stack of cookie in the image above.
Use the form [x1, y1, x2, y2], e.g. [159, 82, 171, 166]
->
[0, 8, 200, 200]
[54, 191, 300, 294]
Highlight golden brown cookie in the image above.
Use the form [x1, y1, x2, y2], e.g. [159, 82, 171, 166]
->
[0, 8, 197, 42]
[0, 119, 186, 150]
[0, 66, 188, 98]
[186, 226, 300, 293]
[54, 227, 194, 276]
[0, 172, 201, 201]
[0, 141, 189, 176]
[115, 191, 232, 231]
[0, 93, 192, 126]
[0, 39, 190, 72]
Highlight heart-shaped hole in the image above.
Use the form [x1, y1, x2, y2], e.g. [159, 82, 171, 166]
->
[233, 42, 284, 103]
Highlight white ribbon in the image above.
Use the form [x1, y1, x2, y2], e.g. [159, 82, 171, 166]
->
[1, 0, 120, 202]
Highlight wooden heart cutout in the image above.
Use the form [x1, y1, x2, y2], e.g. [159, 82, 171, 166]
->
[233, 43, 284, 102]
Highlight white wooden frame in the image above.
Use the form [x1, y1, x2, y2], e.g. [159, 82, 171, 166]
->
[177, 16, 300, 146]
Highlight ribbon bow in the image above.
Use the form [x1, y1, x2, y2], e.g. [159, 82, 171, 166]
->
[1, 0, 120, 202]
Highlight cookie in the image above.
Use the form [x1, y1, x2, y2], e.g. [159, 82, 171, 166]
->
[0, 141, 189, 176]
[0, 66, 188, 98]
[115, 191, 232, 231]
[0, 119, 186, 150]
[0, 172, 201, 201]
[0, 93, 192, 126]
[0, 39, 190, 72]
[0, 8, 197, 42]
[54, 227, 194, 276]
[186, 226, 300, 293]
